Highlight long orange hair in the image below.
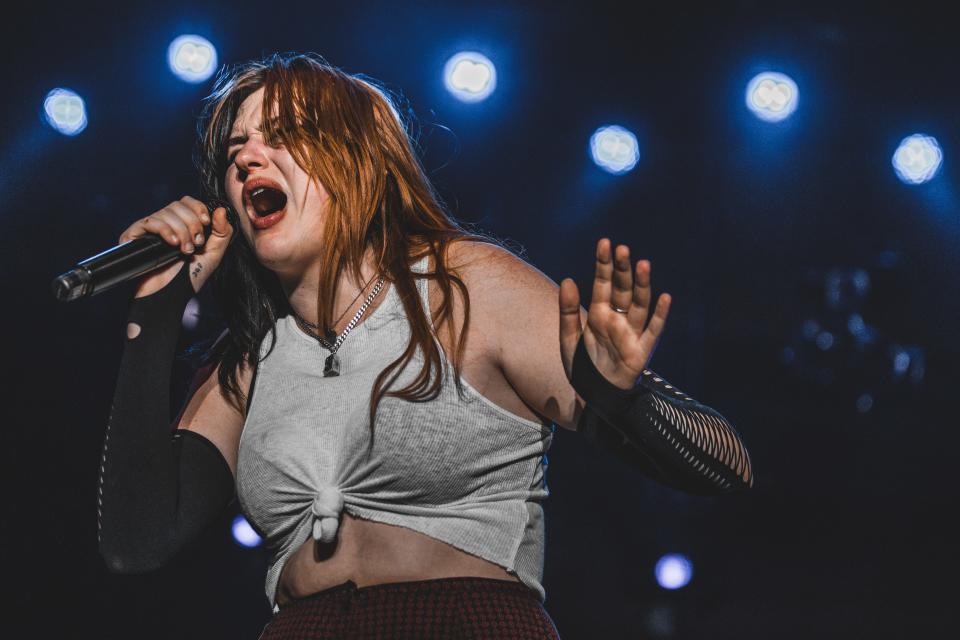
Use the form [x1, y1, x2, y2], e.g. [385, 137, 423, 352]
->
[196, 52, 511, 438]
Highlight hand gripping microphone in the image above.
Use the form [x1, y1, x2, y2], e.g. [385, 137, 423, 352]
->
[52, 201, 233, 302]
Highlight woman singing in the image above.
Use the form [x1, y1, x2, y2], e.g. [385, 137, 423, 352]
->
[96, 52, 753, 639]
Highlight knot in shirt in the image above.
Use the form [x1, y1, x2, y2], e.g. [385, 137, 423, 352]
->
[310, 486, 344, 543]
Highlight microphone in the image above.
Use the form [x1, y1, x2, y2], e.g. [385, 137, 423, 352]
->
[52, 201, 231, 302]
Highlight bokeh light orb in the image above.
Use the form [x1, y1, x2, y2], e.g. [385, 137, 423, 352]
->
[745, 72, 798, 122]
[181, 297, 201, 330]
[231, 515, 261, 548]
[892, 134, 943, 185]
[168, 35, 218, 84]
[589, 125, 640, 175]
[43, 88, 87, 136]
[655, 553, 693, 590]
[444, 51, 496, 102]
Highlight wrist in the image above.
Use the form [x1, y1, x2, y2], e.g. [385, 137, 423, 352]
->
[570, 333, 650, 417]
[127, 259, 195, 329]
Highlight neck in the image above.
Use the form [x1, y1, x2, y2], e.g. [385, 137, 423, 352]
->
[279, 246, 383, 332]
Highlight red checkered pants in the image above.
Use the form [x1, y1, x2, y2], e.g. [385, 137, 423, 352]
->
[257, 576, 561, 639]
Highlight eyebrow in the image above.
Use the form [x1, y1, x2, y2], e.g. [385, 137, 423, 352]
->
[227, 118, 287, 149]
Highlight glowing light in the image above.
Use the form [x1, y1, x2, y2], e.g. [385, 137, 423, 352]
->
[182, 298, 201, 330]
[589, 125, 639, 175]
[892, 134, 943, 185]
[847, 314, 866, 336]
[444, 52, 496, 102]
[892, 348, 911, 375]
[231, 515, 261, 548]
[801, 319, 820, 340]
[168, 35, 218, 84]
[43, 88, 87, 136]
[816, 331, 834, 351]
[655, 553, 693, 590]
[856, 393, 874, 413]
[745, 72, 798, 122]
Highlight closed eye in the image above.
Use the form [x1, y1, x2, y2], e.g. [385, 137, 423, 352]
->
[226, 120, 288, 164]
[227, 135, 246, 165]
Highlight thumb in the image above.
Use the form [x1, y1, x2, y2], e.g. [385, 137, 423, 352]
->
[558, 278, 583, 380]
[204, 206, 234, 253]
[195, 207, 234, 281]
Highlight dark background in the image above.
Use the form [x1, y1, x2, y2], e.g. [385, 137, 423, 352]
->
[4, 1, 957, 638]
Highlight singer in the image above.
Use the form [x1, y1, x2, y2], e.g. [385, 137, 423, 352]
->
[96, 52, 753, 639]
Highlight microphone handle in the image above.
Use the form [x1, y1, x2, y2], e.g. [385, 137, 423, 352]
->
[52, 201, 231, 302]
[52, 236, 188, 302]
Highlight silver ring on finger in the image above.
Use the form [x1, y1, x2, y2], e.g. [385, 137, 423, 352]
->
[610, 304, 629, 314]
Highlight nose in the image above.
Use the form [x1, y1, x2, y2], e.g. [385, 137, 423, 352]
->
[233, 136, 271, 175]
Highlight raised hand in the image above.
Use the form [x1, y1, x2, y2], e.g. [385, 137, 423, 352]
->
[118, 196, 234, 298]
[559, 238, 671, 390]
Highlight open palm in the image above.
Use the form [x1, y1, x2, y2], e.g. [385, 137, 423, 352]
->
[559, 238, 671, 390]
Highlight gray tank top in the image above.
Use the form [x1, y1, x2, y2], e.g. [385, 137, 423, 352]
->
[236, 253, 555, 613]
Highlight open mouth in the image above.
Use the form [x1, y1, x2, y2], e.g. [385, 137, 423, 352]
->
[249, 186, 288, 217]
[246, 184, 288, 231]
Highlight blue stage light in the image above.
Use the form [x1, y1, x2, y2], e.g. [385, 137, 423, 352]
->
[181, 298, 200, 330]
[589, 125, 639, 175]
[816, 331, 834, 351]
[168, 35, 218, 84]
[231, 515, 262, 548]
[443, 52, 496, 102]
[892, 134, 942, 185]
[655, 553, 693, 590]
[43, 88, 87, 136]
[745, 72, 798, 122]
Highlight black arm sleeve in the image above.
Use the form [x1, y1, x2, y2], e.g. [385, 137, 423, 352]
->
[96, 263, 236, 573]
[571, 334, 754, 495]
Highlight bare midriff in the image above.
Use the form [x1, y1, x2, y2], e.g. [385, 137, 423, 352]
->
[274, 512, 522, 606]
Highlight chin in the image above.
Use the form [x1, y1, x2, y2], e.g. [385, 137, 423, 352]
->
[251, 238, 315, 278]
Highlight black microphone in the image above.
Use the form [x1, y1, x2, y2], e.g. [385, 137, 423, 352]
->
[52, 201, 232, 302]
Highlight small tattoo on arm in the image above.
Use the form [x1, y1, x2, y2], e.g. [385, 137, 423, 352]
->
[192, 264, 203, 278]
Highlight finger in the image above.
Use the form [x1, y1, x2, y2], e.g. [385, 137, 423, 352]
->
[558, 278, 584, 376]
[140, 217, 181, 247]
[169, 202, 206, 246]
[180, 195, 211, 225]
[590, 238, 614, 312]
[157, 211, 196, 254]
[210, 207, 233, 238]
[638, 292, 671, 357]
[610, 244, 634, 313]
[626, 259, 651, 333]
[119, 216, 159, 243]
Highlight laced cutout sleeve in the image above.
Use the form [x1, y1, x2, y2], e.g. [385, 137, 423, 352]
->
[571, 334, 753, 495]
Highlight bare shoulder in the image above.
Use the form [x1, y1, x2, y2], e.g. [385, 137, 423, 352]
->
[441, 238, 587, 431]
[444, 239, 557, 297]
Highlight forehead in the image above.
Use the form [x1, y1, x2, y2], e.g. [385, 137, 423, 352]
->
[231, 87, 266, 133]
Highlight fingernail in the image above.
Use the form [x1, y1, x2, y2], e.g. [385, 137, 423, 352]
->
[201, 214, 210, 224]
[195, 233, 204, 245]
[185, 242, 195, 253]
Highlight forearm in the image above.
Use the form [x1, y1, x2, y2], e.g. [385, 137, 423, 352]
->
[572, 335, 753, 495]
[96, 264, 235, 573]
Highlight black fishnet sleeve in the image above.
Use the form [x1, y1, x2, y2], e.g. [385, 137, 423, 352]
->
[571, 334, 754, 495]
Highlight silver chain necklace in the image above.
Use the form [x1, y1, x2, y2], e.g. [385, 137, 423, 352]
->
[292, 274, 387, 377]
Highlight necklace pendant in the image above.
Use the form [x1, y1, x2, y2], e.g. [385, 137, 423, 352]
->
[323, 352, 341, 377]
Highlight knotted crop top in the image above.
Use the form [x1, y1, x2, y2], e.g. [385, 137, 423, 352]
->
[236, 253, 555, 613]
